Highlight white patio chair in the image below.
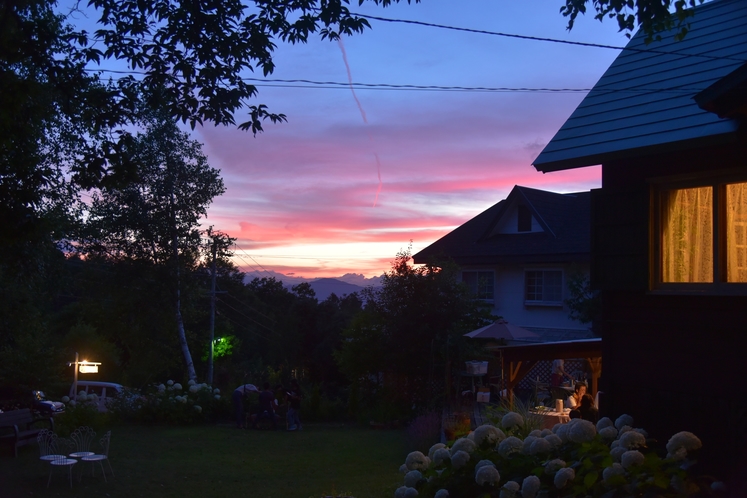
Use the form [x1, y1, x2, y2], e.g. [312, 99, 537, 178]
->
[47, 438, 77, 488]
[38, 429, 65, 464]
[80, 431, 113, 482]
[69, 426, 96, 458]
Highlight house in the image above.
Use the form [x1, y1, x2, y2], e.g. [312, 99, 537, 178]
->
[413, 185, 594, 343]
[533, 0, 747, 480]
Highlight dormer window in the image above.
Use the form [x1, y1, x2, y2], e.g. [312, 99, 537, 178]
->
[517, 205, 532, 232]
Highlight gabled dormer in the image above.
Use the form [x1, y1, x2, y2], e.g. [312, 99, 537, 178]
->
[486, 186, 554, 238]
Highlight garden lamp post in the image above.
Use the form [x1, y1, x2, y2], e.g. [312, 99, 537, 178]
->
[68, 352, 101, 401]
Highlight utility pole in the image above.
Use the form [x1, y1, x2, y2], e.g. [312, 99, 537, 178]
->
[208, 237, 217, 385]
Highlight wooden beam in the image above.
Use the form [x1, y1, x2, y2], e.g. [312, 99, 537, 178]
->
[587, 356, 602, 396]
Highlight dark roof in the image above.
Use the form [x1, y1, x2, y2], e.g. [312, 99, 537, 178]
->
[413, 186, 590, 266]
[694, 61, 747, 118]
[533, 0, 747, 172]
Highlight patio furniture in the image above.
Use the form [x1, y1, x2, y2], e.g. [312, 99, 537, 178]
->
[80, 431, 113, 482]
[69, 426, 96, 458]
[0, 408, 54, 457]
[37, 429, 65, 468]
[47, 439, 77, 488]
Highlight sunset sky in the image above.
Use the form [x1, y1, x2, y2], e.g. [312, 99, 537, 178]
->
[190, 0, 633, 279]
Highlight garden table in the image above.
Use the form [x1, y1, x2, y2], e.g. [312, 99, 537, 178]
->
[529, 408, 571, 430]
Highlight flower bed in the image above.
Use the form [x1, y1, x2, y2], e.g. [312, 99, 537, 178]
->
[393, 412, 723, 497]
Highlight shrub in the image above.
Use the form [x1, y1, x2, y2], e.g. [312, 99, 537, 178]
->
[393, 412, 719, 497]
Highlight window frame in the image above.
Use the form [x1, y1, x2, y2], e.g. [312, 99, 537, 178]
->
[461, 270, 495, 302]
[652, 174, 747, 294]
[524, 268, 564, 306]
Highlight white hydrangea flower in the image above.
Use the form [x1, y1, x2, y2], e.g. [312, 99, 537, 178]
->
[614, 414, 634, 431]
[501, 412, 524, 430]
[521, 436, 537, 454]
[404, 487, 418, 498]
[499, 480, 519, 498]
[596, 417, 613, 431]
[189, 384, 200, 393]
[555, 424, 570, 443]
[599, 426, 618, 441]
[711, 481, 727, 492]
[179, 396, 188, 403]
[451, 437, 477, 454]
[399, 464, 408, 474]
[213, 388, 220, 394]
[193, 405, 202, 413]
[394, 486, 408, 498]
[404, 470, 423, 488]
[473, 424, 505, 446]
[474, 459, 496, 474]
[551, 423, 563, 434]
[666, 431, 702, 456]
[157, 384, 166, 392]
[668, 446, 688, 461]
[498, 436, 523, 458]
[544, 434, 562, 449]
[61, 396, 70, 403]
[545, 459, 566, 474]
[568, 419, 596, 443]
[188, 379, 196, 386]
[521, 475, 541, 498]
[610, 446, 626, 462]
[530, 438, 552, 455]
[619, 431, 646, 449]
[602, 463, 625, 483]
[633, 428, 648, 437]
[434, 490, 449, 498]
[167, 380, 174, 386]
[173, 383, 182, 391]
[610, 440, 620, 449]
[475, 465, 501, 486]
[69, 399, 77, 406]
[433, 448, 451, 466]
[528, 430, 542, 438]
[621, 450, 645, 469]
[451, 450, 470, 470]
[540, 429, 552, 437]
[466, 431, 475, 441]
[618, 425, 633, 436]
[78, 391, 87, 399]
[554, 467, 575, 489]
[201, 383, 208, 390]
[214, 394, 221, 400]
[428, 443, 446, 460]
[405, 451, 429, 472]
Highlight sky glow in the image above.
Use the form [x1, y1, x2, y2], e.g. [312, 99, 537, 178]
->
[192, 0, 632, 279]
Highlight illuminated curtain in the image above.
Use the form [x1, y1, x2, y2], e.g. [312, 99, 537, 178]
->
[727, 182, 747, 283]
[662, 186, 713, 282]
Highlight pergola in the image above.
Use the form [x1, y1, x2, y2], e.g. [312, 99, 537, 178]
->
[487, 338, 602, 400]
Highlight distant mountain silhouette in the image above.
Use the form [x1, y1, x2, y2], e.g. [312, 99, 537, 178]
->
[242, 271, 382, 301]
[308, 278, 364, 301]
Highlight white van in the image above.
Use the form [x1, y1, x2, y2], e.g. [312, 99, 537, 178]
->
[70, 381, 124, 412]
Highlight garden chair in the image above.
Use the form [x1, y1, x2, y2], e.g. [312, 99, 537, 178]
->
[69, 426, 96, 458]
[37, 429, 65, 470]
[80, 430, 113, 482]
[47, 438, 77, 489]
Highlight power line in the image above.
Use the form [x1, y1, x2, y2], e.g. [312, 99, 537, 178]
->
[85, 68, 707, 94]
[351, 12, 747, 63]
[215, 297, 275, 336]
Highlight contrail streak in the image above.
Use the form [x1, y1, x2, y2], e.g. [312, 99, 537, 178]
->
[338, 37, 383, 207]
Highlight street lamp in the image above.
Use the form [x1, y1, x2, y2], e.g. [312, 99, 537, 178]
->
[68, 352, 101, 400]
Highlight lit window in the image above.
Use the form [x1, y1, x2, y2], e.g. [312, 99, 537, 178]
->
[661, 186, 713, 282]
[525, 270, 563, 305]
[462, 271, 494, 300]
[658, 180, 747, 286]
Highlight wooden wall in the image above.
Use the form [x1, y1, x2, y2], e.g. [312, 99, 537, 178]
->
[594, 140, 747, 482]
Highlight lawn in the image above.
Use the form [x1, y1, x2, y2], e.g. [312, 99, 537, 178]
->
[0, 424, 409, 498]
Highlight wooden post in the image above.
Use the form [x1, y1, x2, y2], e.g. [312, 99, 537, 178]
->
[587, 357, 602, 396]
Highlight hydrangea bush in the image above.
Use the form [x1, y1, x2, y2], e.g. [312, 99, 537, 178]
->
[394, 412, 719, 497]
[105, 380, 229, 425]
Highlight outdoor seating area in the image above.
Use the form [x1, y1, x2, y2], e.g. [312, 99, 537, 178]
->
[37, 426, 113, 488]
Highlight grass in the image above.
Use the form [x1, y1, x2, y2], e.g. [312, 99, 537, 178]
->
[0, 423, 410, 498]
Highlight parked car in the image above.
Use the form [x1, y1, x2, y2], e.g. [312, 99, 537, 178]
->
[32, 390, 65, 415]
[69, 381, 124, 412]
